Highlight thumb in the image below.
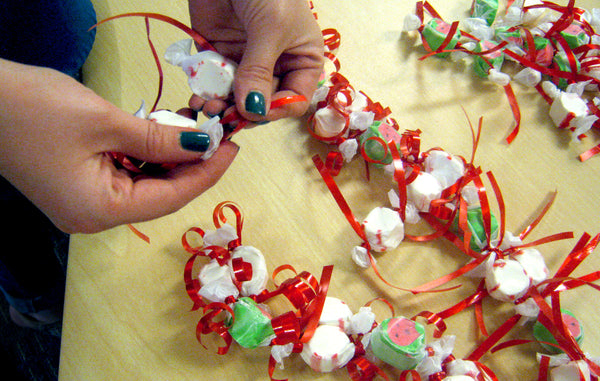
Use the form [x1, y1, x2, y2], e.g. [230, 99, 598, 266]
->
[110, 112, 214, 165]
[233, 34, 277, 122]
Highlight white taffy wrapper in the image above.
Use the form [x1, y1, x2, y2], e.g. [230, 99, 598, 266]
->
[165, 39, 237, 100]
[271, 343, 294, 370]
[407, 172, 443, 212]
[485, 258, 530, 302]
[313, 106, 346, 138]
[346, 306, 376, 335]
[300, 325, 355, 372]
[362, 207, 405, 252]
[202, 223, 238, 247]
[196, 116, 223, 160]
[424, 150, 466, 189]
[416, 335, 456, 379]
[444, 359, 481, 378]
[549, 360, 591, 381]
[198, 259, 239, 303]
[511, 248, 549, 285]
[351, 245, 372, 268]
[319, 297, 354, 330]
[549, 91, 589, 129]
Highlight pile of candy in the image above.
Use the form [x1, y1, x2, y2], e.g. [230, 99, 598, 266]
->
[402, 0, 600, 160]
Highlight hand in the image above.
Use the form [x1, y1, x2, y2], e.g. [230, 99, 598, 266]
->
[187, 0, 324, 123]
[0, 59, 238, 233]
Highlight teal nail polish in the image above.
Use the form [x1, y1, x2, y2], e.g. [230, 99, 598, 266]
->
[180, 131, 210, 152]
[245, 91, 266, 116]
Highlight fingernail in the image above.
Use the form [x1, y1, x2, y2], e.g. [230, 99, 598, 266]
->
[206, 110, 224, 118]
[256, 120, 270, 125]
[245, 91, 266, 116]
[180, 131, 210, 152]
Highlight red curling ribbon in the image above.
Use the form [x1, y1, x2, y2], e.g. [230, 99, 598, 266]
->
[92, 12, 216, 52]
[275, 271, 320, 310]
[183, 252, 205, 311]
[313, 155, 368, 242]
[542, 0, 576, 40]
[126, 224, 150, 244]
[144, 17, 163, 114]
[400, 369, 422, 381]
[530, 289, 584, 361]
[270, 311, 301, 346]
[231, 257, 253, 283]
[552, 233, 600, 284]
[325, 151, 344, 177]
[486, 172, 505, 248]
[196, 302, 234, 355]
[324, 51, 341, 72]
[300, 264, 333, 343]
[474, 362, 499, 381]
[346, 356, 390, 381]
[519, 191, 557, 240]
[422, 1, 442, 20]
[466, 314, 521, 361]
[580, 143, 600, 162]
[503, 49, 599, 86]
[322, 28, 341, 51]
[538, 355, 550, 381]
[220, 94, 307, 138]
[182, 226, 206, 253]
[389, 143, 408, 222]
[437, 284, 488, 321]
[503, 83, 522, 144]
[212, 201, 244, 247]
[412, 311, 447, 338]
[365, 297, 396, 318]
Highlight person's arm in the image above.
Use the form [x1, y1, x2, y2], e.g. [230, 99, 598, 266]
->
[0, 58, 238, 233]
[187, 0, 324, 122]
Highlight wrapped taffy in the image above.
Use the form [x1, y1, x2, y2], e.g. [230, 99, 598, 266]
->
[181, 202, 500, 380]
[403, 0, 600, 160]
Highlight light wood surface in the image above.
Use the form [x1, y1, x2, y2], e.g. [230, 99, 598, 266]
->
[59, 1, 600, 380]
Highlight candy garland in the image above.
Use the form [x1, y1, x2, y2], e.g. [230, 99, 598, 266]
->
[181, 202, 502, 381]
[402, 0, 600, 160]
[92, 4, 600, 379]
[305, 2, 600, 379]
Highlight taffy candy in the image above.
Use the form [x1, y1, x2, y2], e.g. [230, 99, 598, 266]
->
[165, 39, 237, 100]
[451, 206, 499, 252]
[533, 309, 584, 354]
[362, 207, 405, 253]
[421, 18, 461, 58]
[300, 325, 356, 372]
[358, 121, 402, 165]
[369, 316, 427, 370]
[471, 0, 499, 26]
[227, 297, 275, 349]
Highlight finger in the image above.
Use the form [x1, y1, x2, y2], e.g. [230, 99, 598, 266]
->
[232, 30, 278, 122]
[116, 140, 239, 224]
[109, 112, 215, 164]
[203, 99, 229, 118]
[188, 94, 206, 112]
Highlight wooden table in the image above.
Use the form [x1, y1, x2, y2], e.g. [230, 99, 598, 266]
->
[59, 0, 600, 380]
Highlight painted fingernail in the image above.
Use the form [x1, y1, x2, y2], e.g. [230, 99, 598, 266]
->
[180, 131, 210, 152]
[256, 120, 270, 125]
[245, 91, 266, 116]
